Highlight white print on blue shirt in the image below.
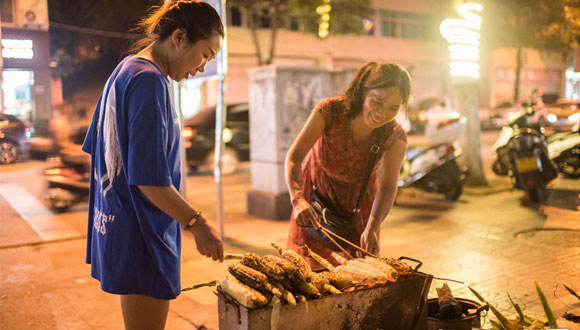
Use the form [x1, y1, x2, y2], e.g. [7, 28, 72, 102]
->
[96, 77, 122, 198]
[93, 207, 116, 235]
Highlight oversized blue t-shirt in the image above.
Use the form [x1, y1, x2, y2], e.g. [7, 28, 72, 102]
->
[82, 57, 182, 299]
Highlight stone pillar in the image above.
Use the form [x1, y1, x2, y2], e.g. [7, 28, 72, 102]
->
[247, 66, 334, 220]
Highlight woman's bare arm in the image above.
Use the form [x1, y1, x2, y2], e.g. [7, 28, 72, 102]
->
[366, 139, 407, 232]
[137, 185, 223, 261]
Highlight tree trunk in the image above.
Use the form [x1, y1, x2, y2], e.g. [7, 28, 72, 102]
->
[246, 9, 264, 66]
[454, 81, 488, 186]
[513, 46, 522, 104]
[265, 6, 280, 65]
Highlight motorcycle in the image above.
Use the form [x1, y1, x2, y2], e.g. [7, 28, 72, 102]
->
[492, 107, 579, 178]
[45, 147, 90, 212]
[398, 110, 469, 201]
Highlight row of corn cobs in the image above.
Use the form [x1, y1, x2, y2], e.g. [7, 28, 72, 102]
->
[217, 243, 413, 309]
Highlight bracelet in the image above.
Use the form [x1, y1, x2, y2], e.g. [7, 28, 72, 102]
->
[184, 210, 202, 230]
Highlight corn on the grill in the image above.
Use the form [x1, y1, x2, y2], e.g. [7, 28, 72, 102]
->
[346, 260, 388, 281]
[272, 282, 296, 305]
[228, 263, 282, 297]
[240, 253, 286, 283]
[296, 281, 322, 299]
[333, 265, 380, 283]
[319, 271, 358, 290]
[271, 243, 312, 282]
[217, 276, 269, 309]
[311, 273, 341, 294]
[330, 252, 349, 266]
[380, 257, 413, 275]
[305, 245, 335, 271]
[363, 257, 399, 281]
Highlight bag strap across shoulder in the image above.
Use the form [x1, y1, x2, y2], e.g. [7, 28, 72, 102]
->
[354, 125, 386, 213]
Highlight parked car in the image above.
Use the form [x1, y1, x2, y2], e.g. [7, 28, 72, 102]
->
[0, 114, 33, 164]
[182, 103, 249, 174]
[545, 99, 579, 131]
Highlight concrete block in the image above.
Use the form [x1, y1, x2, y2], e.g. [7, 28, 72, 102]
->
[247, 189, 291, 220]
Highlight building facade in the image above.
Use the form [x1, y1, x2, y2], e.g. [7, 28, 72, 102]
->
[1, 0, 53, 134]
[180, 0, 572, 119]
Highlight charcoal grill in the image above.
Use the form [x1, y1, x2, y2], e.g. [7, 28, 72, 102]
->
[217, 257, 433, 330]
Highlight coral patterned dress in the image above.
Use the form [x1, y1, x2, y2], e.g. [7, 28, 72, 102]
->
[287, 96, 407, 269]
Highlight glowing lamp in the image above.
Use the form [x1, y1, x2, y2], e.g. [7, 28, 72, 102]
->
[440, 3, 483, 79]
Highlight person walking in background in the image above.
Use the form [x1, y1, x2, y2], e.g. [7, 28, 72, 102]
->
[81, 1, 224, 329]
[285, 62, 411, 269]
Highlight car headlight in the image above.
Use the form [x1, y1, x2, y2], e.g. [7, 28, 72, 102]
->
[568, 113, 580, 122]
[547, 113, 557, 123]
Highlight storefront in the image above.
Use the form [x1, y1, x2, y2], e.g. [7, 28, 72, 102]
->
[1, 27, 52, 134]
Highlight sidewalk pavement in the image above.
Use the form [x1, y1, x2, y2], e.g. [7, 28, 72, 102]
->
[0, 168, 578, 330]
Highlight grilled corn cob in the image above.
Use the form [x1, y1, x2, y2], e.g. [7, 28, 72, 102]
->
[217, 276, 269, 309]
[319, 271, 358, 290]
[296, 281, 322, 299]
[231, 253, 286, 283]
[272, 282, 296, 305]
[363, 257, 399, 281]
[311, 272, 341, 295]
[228, 263, 282, 297]
[380, 257, 413, 275]
[333, 265, 380, 282]
[271, 243, 312, 282]
[346, 260, 388, 281]
[304, 245, 335, 271]
[330, 252, 349, 266]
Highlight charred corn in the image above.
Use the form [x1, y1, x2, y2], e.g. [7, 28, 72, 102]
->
[296, 281, 322, 299]
[217, 276, 269, 309]
[319, 271, 358, 290]
[272, 282, 296, 305]
[311, 273, 341, 295]
[380, 257, 413, 275]
[242, 253, 286, 282]
[305, 245, 335, 271]
[271, 243, 312, 282]
[330, 252, 349, 266]
[363, 257, 399, 281]
[228, 263, 282, 297]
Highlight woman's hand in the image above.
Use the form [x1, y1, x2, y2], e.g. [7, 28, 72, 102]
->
[292, 198, 319, 227]
[188, 216, 224, 262]
[358, 227, 379, 258]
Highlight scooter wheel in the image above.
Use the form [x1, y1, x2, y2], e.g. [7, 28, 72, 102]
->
[526, 186, 542, 203]
[492, 159, 509, 176]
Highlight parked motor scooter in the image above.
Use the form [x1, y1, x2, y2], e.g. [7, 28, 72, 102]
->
[398, 110, 469, 201]
[45, 147, 90, 212]
[492, 102, 579, 178]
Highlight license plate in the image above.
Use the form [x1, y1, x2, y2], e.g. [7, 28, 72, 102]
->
[516, 157, 538, 172]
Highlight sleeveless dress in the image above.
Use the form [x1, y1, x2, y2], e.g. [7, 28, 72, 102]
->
[287, 96, 407, 269]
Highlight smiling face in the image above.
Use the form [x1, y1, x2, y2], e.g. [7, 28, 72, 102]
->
[361, 87, 403, 128]
[168, 32, 222, 82]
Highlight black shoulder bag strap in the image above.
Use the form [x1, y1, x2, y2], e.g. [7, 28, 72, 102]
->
[318, 125, 386, 258]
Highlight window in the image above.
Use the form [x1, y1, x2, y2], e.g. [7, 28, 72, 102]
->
[1, 0, 14, 23]
[228, 6, 242, 27]
[379, 10, 437, 41]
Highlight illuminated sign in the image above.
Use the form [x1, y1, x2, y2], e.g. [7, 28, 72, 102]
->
[1, 39, 34, 59]
[317, 0, 331, 39]
[440, 3, 482, 79]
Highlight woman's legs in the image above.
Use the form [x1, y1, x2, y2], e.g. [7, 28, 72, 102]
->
[120, 294, 170, 330]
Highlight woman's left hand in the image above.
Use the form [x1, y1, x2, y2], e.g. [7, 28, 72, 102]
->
[359, 227, 379, 258]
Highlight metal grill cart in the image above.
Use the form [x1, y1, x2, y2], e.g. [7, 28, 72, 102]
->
[217, 257, 433, 330]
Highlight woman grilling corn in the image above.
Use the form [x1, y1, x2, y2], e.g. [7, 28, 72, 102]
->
[285, 62, 410, 269]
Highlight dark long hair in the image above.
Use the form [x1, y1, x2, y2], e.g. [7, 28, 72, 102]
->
[131, 0, 224, 52]
[343, 62, 411, 118]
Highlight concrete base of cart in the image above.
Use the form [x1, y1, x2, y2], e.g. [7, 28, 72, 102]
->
[217, 273, 433, 330]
